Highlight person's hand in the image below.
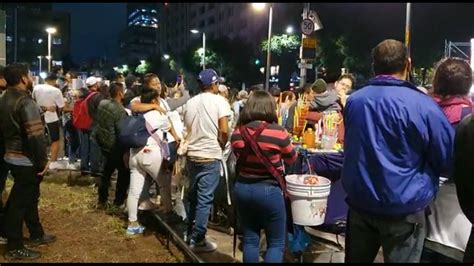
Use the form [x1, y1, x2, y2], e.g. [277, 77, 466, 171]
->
[37, 161, 50, 177]
[154, 104, 166, 114]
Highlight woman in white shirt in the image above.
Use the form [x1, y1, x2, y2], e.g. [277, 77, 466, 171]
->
[126, 88, 180, 235]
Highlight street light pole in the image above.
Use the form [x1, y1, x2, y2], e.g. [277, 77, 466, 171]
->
[265, 4, 273, 91]
[191, 29, 206, 70]
[37, 56, 42, 74]
[202, 32, 206, 70]
[45, 27, 56, 73]
[405, 3, 411, 57]
[47, 33, 52, 72]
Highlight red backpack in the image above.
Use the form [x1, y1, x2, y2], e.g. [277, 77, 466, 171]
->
[73, 91, 97, 131]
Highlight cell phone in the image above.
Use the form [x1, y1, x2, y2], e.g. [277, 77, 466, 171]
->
[177, 75, 183, 84]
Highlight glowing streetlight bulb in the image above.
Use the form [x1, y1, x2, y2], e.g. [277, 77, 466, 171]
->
[190, 29, 199, 34]
[45, 27, 57, 34]
[252, 3, 266, 11]
[163, 54, 170, 60]
[286, 26, 294, 34]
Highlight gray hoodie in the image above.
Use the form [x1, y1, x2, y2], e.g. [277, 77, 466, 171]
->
[309, 90, 341, 112]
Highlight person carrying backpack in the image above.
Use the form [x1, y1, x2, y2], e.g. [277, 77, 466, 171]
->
[95, 82, 130, 210]
[73, 76, 105, 178]
[125, 88, 180, 235]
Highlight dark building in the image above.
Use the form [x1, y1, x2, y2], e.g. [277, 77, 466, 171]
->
[1, 3, 71, 72]
[119, 3, 159, 64]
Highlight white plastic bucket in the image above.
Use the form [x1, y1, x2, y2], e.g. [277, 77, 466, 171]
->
[285, 174, 331, 226]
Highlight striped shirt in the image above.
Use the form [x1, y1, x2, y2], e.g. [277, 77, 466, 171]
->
[231, 121, 297, 179]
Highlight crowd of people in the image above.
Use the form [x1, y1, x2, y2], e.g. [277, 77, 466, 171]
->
[0, 37, 472, 263]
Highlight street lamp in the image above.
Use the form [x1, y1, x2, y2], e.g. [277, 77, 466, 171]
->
[45, 27, 56, 72]
[190, 29, 206, 70]
[252, 3, 273, 91]
[163, 54, 170, 60]
[37, 56, 43, 75]
[286, 26, 294, 34]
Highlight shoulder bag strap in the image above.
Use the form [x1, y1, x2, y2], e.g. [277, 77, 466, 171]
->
[239, 122, 289, 199]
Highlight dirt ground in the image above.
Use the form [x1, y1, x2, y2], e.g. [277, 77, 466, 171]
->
[0, 172, 186, 263]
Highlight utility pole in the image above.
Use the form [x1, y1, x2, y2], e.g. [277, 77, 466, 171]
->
[405, 3, 411, 57]
[14, 7, 17, 62]
[298, 3, 310, 89]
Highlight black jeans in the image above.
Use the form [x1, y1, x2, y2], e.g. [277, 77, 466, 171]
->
[345, 208, 427, 263]
[98, 147, 130, 206]
[3, 164, 44, 251]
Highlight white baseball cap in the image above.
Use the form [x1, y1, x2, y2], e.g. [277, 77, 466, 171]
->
[85, 76, 101, 87]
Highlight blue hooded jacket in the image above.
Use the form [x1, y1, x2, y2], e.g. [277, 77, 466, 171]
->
[342, 76, 454, 217]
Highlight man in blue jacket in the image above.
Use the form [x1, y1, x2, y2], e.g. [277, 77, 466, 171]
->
[342, 39, 454, 263]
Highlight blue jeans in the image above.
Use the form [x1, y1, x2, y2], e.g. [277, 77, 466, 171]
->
[184, 159, 220, 244]
[234, 180, 286, 263]
[79, 128, 103, 175]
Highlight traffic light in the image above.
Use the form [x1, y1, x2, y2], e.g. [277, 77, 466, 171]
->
[255, 59, 260, 65]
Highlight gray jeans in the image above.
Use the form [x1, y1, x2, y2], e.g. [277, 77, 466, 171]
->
[345, 208, 427, 263]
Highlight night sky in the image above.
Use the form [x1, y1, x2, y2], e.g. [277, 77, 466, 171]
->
[53, 3, 126, 64]
[53, 3, 473, 67]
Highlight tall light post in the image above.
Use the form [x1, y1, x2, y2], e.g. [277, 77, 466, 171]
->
[45, 27, 57, 72]
[37, 56, 43, 74]
[190, 29, 206, 70]
[252, 3, 273, 91]
[405, 3, 412, 57]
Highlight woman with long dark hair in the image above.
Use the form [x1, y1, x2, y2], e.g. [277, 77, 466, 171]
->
[231, 90, 297, 263]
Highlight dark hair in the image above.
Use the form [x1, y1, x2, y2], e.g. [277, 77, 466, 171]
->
[160, 83, 169, 99]
[237, 90, 278, 126]
[372, 39, 408, 75]
[115, 73, 124, 81]
[143, 73, 158, 88]
[198, 80, 213, 92]
[45, 72, 58, 81]
[109, 82, 124, 98]
[51, 65, 63, 75]
[3, 63, 29, 86]
[99, 84, 110, 98]
[65, 71, 77, 79]
[269, 86, 281, 97]
[141, 88, 159, 104]
[433, 57, 472, 97]
[338, 73, 355, 85]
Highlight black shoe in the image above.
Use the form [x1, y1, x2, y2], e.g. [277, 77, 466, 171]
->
[28, 234, 57, 247]
[4, 248, 41, 260]
[81, 171, 90, 176]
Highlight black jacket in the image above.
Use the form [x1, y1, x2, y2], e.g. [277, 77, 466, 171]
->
[453, 114, 474, 223]
[0, 87, 48, 171]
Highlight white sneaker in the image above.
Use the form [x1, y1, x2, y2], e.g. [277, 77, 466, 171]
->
[189, 239, 217, 253]
[49, 161, 62, 170]
[138, 199, 159, 211]
[67, 162, 80, 170]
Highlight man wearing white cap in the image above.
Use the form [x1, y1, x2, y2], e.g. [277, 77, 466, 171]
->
[78, 76, 105, 178]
